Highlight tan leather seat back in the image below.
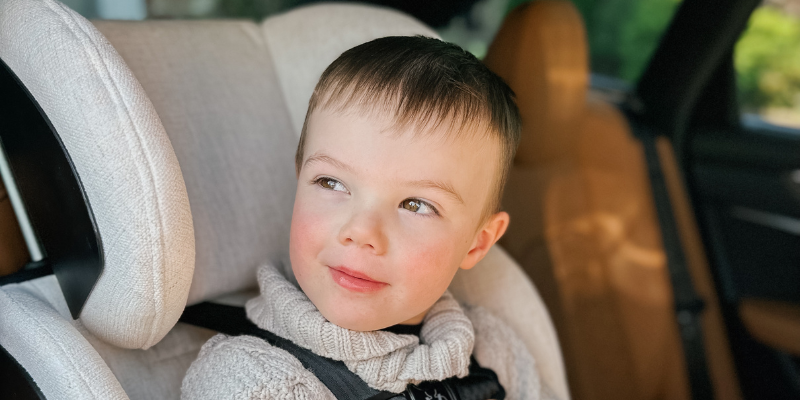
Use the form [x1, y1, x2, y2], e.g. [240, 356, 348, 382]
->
[486, 2, 741, 399]
[484, 0, 587, 166]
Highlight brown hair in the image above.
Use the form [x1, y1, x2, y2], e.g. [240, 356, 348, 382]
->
[296, 36, 521, 216]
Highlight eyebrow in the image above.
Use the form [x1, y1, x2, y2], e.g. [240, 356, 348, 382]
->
[406, 179, 464, 204]
[303, 153, 356, 174]
[303, 152, 464, 204]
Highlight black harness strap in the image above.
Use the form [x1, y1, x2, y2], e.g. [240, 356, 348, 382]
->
[180, 302, 395, 400]
[0, 262, 52, 286]
[180, 302, 505, 400]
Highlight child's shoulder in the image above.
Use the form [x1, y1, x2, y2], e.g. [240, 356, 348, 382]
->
[181, 333, 335, 399]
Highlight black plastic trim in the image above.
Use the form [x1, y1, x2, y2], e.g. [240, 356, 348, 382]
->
[0, 343, 45, 399]
[0, 57, 103, 319]
[690, 130, 800, 171]
[0, 261, 53, 286]
[692, 165, 800, 218]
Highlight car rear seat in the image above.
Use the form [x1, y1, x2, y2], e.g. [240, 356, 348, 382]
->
[484, 2, 742, 400]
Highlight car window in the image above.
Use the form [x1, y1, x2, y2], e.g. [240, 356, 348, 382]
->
[440, 0, 682, 86]
[437, 0, 509, 59]
[735, 1, 800, 131]
[567, 0, 682, 84]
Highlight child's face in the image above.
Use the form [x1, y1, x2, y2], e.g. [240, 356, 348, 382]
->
[290, 106, 509, 331]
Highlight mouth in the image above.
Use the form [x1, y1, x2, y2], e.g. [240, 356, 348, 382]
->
[328, 266, 388, 293]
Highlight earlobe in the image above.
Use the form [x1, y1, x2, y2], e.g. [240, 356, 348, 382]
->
[459, 211, 510, 270]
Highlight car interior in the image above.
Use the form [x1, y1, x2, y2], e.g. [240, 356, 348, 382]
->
[0, 0, 798, 399]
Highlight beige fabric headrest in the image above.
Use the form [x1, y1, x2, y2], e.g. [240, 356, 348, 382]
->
[95, 4, 439, 306]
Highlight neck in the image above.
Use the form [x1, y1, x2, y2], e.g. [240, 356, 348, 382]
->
[399, 306, 430, 326]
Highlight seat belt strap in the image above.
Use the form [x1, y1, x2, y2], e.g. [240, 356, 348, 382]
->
[637, 125, 714, 400]
[180, 302, 505, 400]
[180, 302, 396, 400]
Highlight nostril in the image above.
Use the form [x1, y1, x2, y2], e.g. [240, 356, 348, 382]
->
[338, 217, 385, 252]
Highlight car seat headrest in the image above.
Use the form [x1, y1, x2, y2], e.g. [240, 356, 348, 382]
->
[0, 0, 443, 350]
[484, 0, 589, 167]
[259, 3, 440, 137]
[93, 4, 439, 306]
[0, 0, 194, 349]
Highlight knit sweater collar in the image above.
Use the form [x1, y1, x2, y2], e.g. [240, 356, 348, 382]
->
[245, 264, 475, 393]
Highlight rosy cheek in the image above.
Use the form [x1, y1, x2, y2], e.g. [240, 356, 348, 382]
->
[400, 234, 458, 290]
[290, 198, 328, 280]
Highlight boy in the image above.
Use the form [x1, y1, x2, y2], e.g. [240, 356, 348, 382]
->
[182, 36, 558, 400]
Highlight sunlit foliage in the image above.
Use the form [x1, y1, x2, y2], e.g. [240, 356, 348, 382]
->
[735, 6, 800, 111]
[505, 0, 799, 126]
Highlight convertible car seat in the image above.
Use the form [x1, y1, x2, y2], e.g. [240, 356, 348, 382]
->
[0, 0, 569, 399]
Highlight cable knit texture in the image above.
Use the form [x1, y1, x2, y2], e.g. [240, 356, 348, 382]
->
[245, 264, 474, 392]
[182, 264, 556, 399]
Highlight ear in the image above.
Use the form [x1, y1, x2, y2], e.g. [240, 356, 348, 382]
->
[459, 211, 510, 270]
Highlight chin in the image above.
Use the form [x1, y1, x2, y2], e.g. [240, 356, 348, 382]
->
[319, 306, 386, 332]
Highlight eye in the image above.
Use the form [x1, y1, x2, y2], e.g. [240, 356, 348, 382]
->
[314, 177, 349, 193]
[400, 198, 438, 216]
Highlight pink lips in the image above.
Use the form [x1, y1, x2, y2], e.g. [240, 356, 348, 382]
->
[328, 266, 388, 293]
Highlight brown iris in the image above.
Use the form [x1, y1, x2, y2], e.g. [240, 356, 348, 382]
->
[319, 179, 338, 190]
[401, 199, 422, 212]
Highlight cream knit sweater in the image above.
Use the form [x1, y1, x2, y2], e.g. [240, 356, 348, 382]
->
[181, 265, 559, 400]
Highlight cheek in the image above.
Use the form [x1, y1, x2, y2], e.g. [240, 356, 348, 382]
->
[397, 229, 462, 292]
[289, 195, 331, 280]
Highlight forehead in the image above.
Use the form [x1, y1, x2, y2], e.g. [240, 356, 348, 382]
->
[308, 98, 498, 144]
[305, 105, 499, 161]
[304, 107, 501, 206]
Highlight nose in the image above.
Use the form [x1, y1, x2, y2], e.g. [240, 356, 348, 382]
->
[337, 208, 388, 255]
